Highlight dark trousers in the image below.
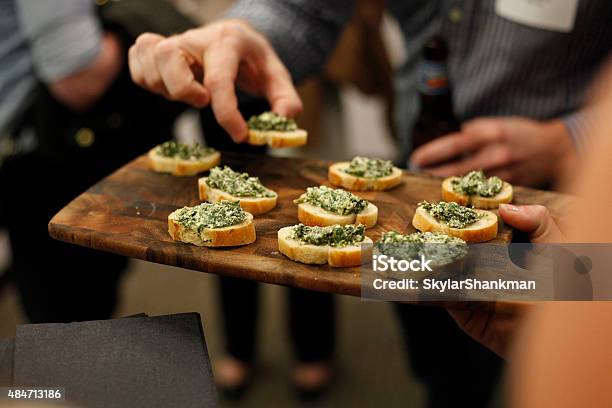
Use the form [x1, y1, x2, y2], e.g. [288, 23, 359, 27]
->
[219, 277, 335, 364]
[2, 152, 126, 323]
[395, 304, 503, 408]
[0, 63, 184, 323]
[198, 104, 336, 366]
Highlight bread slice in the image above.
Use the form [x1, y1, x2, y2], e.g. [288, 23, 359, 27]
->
[148, 148, 221, 176]
[168, 210, 255, 247]
[412, 206, 498, 243]
[441, 177, 513, 209]
[328, 162, 402, 191]
[198, 177, 277, 216]
[247, 129, 308, 148]
[296, 201, 378, 229]
[278, 226, 373, 267]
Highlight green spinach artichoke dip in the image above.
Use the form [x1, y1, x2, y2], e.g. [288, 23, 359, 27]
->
[247, 111, 298, 131]
[291, 224, 366, 247]
[451, 170, 503, 197]
[206, 166, 275, 198]
[376, 231, 467, 266]
[418, 201, 482, 229]
[342, 156, 394, 179]
[155, 140, 216, 160]
[174, 201, 247, 232]
[294, 186, 368, 216]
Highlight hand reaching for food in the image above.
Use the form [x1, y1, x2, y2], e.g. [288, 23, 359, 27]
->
[128, 20, 302, 142]
[410, 117, 578, 188]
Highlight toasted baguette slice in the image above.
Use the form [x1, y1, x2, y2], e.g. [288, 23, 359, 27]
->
[441, 177, 513, 209]
[148, 148, 221, 176]
[168, 210, 255, 247]
[247, 129, 308, 148]
[297, 201, 378, 229]
[328, 162, 402, 191]
[198, 178, 277, 215]
[412, 206, 498, 243]
[278, 226, 373, 267]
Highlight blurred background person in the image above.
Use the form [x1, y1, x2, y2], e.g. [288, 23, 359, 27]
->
[201, 97, 337, 402]
[510, 61, 612, 408]
[197, 1, 395, 400]
[445, 60, 612, 407]
[128, 1, 612, 407]
[0, 0, 191, 323]
[0, 0, 345, 402]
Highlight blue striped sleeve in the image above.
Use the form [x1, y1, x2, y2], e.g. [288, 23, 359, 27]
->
[224, 0, 356, 83]
[562, 109, 597, 154]
[15, 0, 102, 82]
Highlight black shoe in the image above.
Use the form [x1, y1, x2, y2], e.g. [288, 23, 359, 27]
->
[219, 378, 251, 401]
[292, 362, 335, 402]
[293, 381, 332, 403]
[215, 358, 253, 401]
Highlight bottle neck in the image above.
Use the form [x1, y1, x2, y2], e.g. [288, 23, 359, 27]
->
[417, 56, 456, 119]
[411, 36, 459, 152]
[413, 57, 459, 149]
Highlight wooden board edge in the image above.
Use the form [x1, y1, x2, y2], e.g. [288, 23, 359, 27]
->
[48, 220, 363, 297]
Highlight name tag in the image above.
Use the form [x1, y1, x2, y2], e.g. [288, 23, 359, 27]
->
[495, 0, 578, 32]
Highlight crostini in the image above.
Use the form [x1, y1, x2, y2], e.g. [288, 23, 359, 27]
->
[376, 231, 467, 265]
[168, 201, 256, 247]
[148, 140, 221, 176]
[328, 156, 402, 191]
[247, 111, 308, 148]
[294, 186, 378, 228]
[442, 170, 513, 209]
[199, 166, 277, 215]
[278, 224, 373, 267]
[412, 201, 498, 243]
[375, 231, 468, 278]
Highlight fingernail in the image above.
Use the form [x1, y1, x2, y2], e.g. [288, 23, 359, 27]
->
[237, 132, 249, 144]
[500, 204, 520, 212]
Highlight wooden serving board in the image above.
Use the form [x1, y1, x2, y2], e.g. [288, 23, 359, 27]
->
[48, 152, 570, 299]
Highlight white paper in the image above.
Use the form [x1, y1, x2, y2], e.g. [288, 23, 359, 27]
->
[495, 0, 579, 32]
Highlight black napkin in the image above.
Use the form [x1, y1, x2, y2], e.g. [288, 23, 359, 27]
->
[12, 313, 217, 408]
[0, 339, 14, 387]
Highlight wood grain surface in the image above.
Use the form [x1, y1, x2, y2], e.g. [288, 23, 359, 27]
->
[48, 152, 571, 301]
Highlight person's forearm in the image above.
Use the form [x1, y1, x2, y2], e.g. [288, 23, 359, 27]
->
[15, 0, 121, 110]
[16, 0, 102, 80]
[224, 0, 356, 84]
[49, 32, 123, 111]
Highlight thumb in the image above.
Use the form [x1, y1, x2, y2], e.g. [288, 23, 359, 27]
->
[499, 204, 564, 243]
[262, 57, 303, 118]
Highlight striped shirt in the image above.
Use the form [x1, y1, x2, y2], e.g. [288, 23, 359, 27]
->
[227, 0, 612, 159]
[0, 0, 102, 137]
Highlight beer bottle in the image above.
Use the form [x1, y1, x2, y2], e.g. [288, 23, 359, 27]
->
[412, 35, 460, 151]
